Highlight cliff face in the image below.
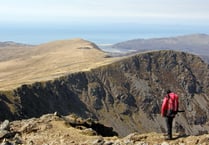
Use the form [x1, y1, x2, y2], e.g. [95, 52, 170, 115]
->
[0, 50, 209, 137]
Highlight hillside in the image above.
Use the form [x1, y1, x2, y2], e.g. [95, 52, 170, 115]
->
[0, 39, 119, 90]
[0, 42, 33, 62]
[0, 41, 31, 47]
[1, 113, 209, 145]
[112, 34, 209, 63]
[0, 50, 208, 138]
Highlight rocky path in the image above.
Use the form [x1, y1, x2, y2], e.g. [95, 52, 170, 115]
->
[0, 113, 209, 145]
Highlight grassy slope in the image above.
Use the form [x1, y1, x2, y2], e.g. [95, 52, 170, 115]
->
[0, 39, 120, 90]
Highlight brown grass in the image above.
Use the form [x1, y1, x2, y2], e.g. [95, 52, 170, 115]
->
[0, 39, 120, 90]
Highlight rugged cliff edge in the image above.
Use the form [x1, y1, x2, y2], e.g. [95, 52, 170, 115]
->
[1, 113, 209, 145]
[0, 50, 209, 137]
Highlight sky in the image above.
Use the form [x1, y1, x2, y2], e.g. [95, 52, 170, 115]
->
[0, 0, 209, 44]
[0, 0, 209, 24]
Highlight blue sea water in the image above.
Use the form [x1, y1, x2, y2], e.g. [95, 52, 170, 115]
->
[0, 22, 209, 45]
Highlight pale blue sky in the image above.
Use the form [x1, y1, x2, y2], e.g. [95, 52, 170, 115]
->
[0, 0, 209, 24]
[0, 0, 209, 44]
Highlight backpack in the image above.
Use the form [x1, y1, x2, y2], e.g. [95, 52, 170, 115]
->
[166, 93, 178, 117]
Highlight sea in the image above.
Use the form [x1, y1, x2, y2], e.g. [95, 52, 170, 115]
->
[0, 22, 209, 47]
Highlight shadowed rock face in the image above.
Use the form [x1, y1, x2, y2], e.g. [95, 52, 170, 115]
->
[0, 50, 209, 137]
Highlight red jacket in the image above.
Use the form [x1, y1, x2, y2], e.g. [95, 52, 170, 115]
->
[161, 92, 179, 117]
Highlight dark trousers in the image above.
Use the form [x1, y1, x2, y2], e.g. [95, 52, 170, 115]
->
[166, 116, 174, 139]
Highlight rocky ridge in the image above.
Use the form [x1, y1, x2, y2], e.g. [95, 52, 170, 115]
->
[0, 113, 209, 145]
[0, 50, 208, 138]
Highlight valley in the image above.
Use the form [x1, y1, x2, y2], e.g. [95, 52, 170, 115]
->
[0, 37, 208, 144]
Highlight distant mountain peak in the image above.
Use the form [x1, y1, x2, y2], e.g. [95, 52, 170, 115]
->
[0, 41, 33, 47]
[112, 33, 209, 63]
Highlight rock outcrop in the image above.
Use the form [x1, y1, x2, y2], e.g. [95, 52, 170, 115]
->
[0, 113, 209, 145]
[0, 50, 208, 137]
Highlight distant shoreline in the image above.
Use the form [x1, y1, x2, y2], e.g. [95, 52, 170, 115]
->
[1, 22, 209, 45]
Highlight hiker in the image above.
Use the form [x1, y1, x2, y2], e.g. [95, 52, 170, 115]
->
[161, 90, 179, 140]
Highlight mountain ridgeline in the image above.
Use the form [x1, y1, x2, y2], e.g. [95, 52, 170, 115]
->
[112, 34, 209, 64]
[0, 50, 209, 137]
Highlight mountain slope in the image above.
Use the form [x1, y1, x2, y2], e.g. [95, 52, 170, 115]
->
[0, 50, 208, 137]
[0, 39, 119, 90]
[112, 34, 209, 63]
[1, 113, 209, 144]
[0, 42, 33, 62]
